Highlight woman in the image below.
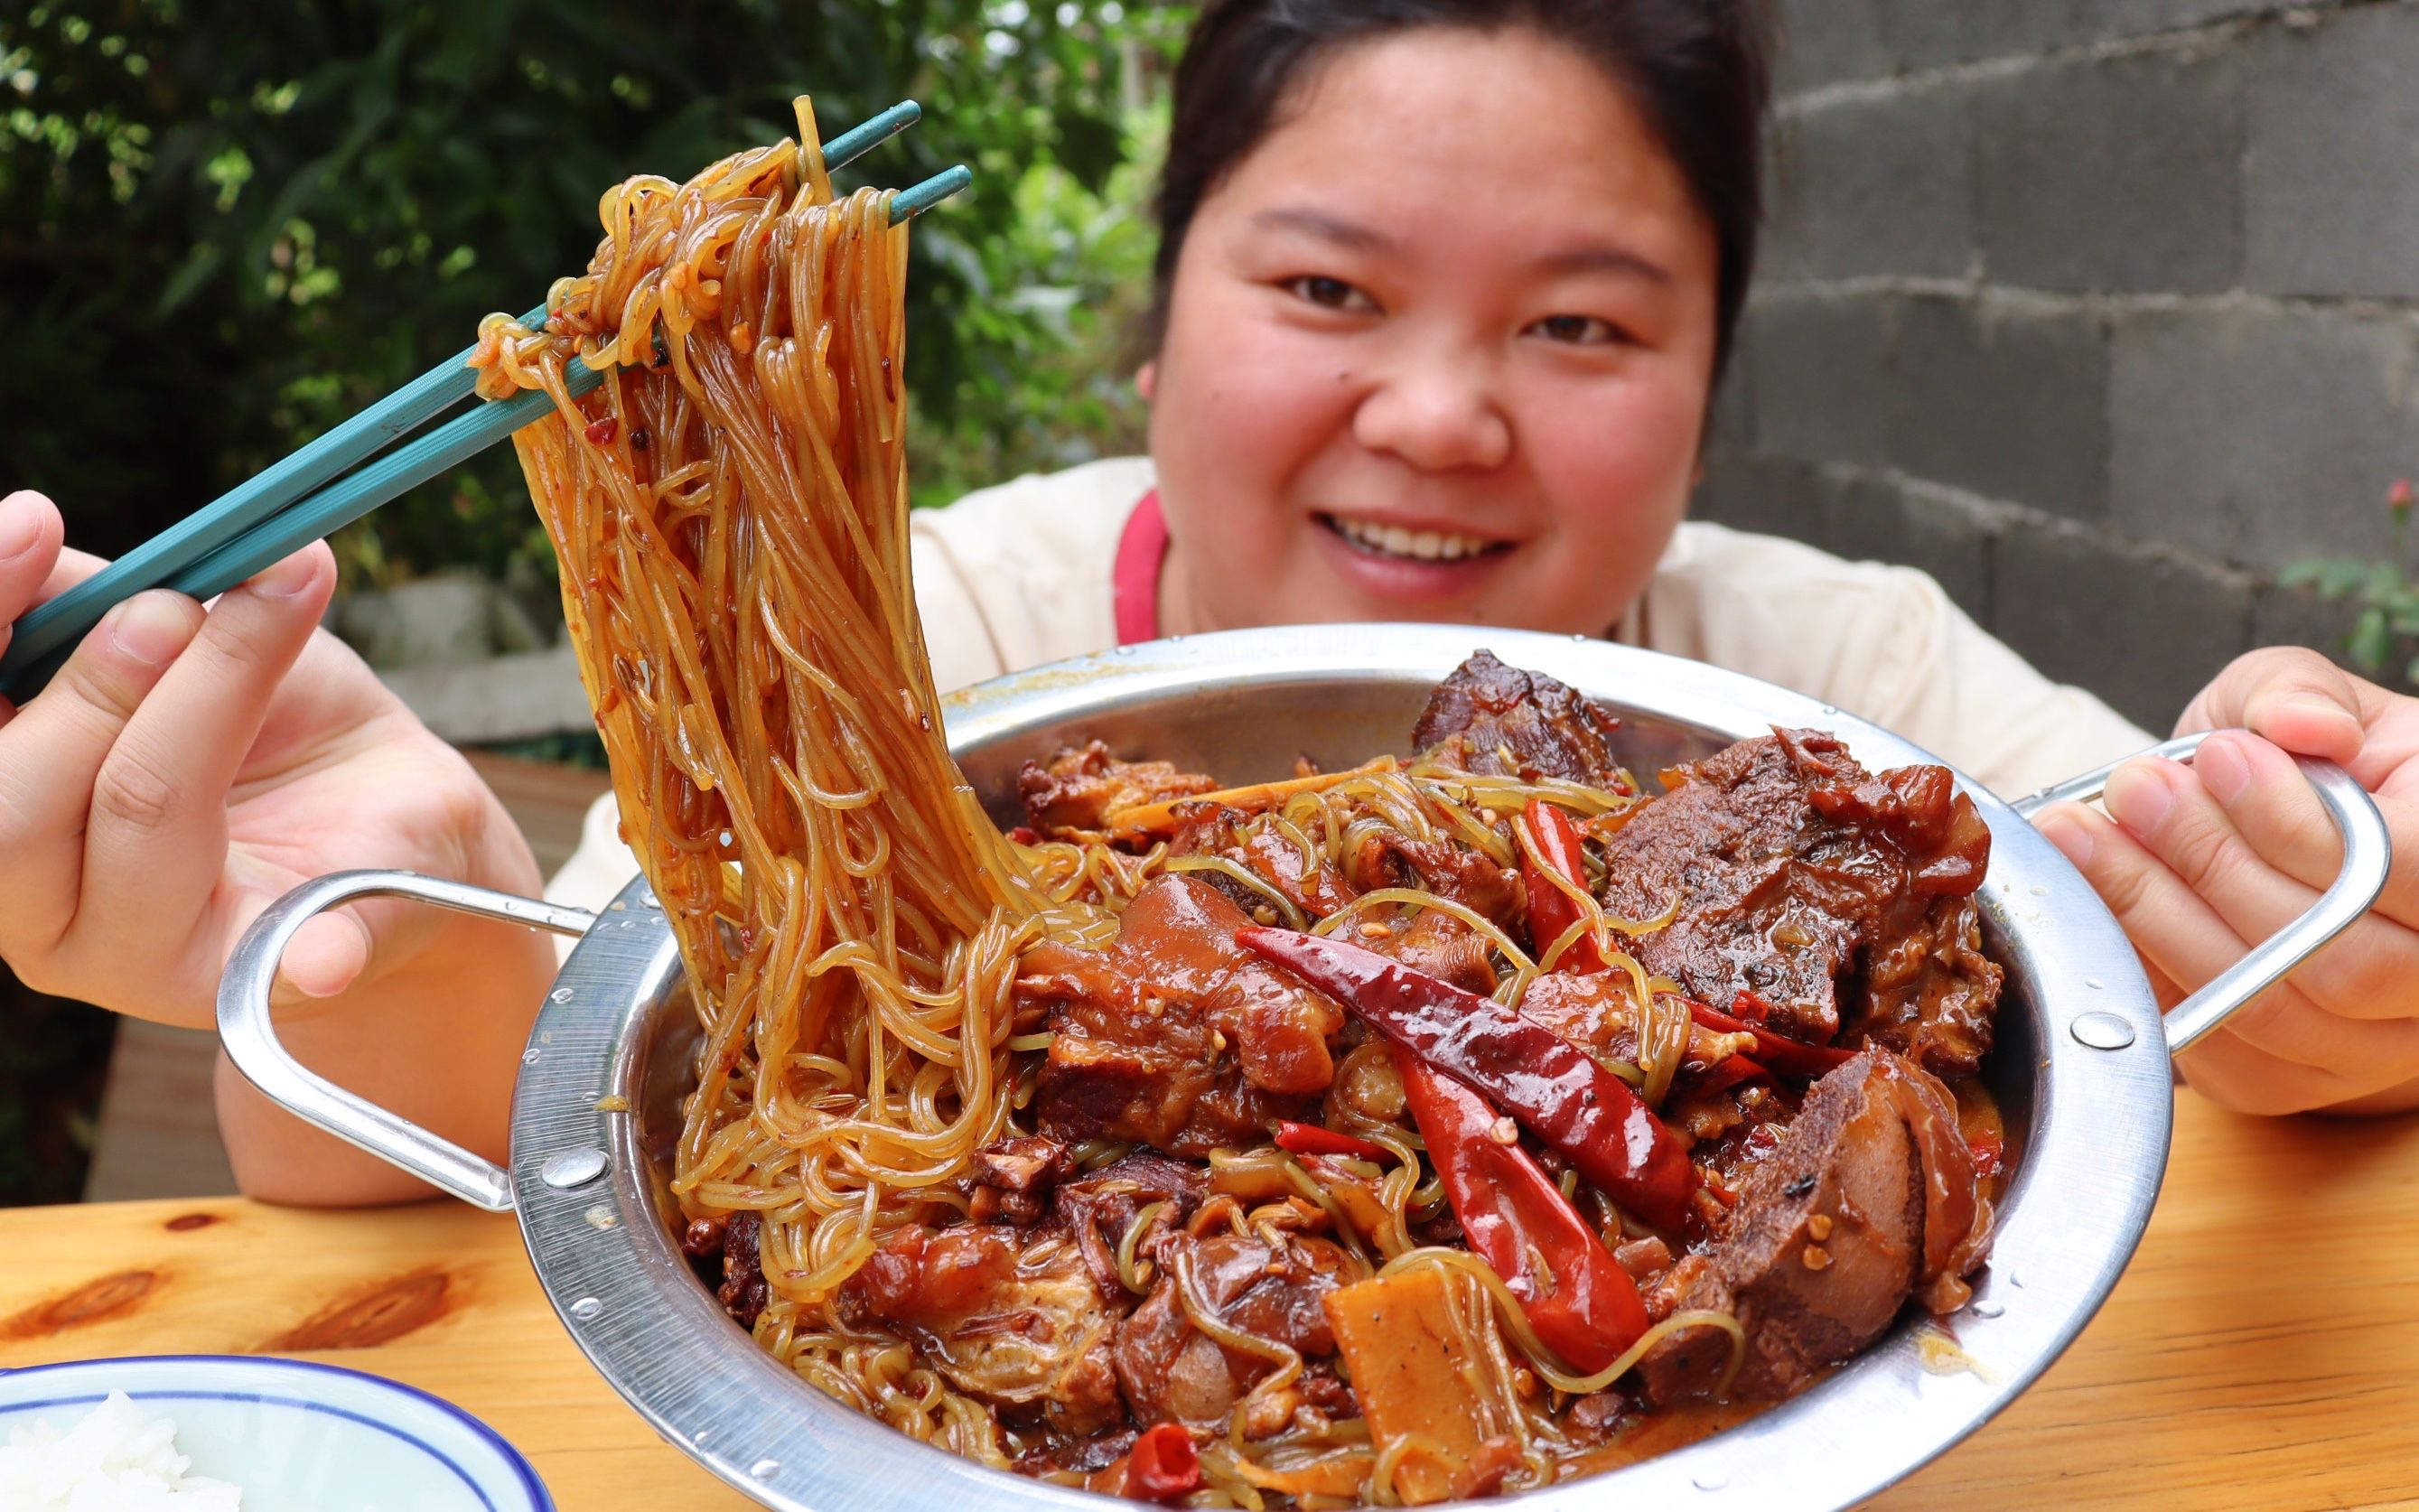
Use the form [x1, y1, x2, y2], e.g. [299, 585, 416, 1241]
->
[1, 0, 2413, 1205]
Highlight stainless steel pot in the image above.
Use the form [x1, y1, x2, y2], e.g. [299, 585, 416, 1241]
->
[219, 626, 2391, 1511]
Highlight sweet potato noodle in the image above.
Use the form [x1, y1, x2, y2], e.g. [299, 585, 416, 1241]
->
[471, 102, 2003, 1508]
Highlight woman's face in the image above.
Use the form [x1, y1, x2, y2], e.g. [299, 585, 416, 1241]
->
[1145, 25, 1722, 639]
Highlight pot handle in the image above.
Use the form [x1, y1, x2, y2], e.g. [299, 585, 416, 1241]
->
[216, 869, 599, 1212]
[2011, 730, 2392, 1056]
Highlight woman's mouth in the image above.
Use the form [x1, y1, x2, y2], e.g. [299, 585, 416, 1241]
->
[1318, 513, 1512, 564]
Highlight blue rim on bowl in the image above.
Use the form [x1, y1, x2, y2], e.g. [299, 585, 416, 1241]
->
[0, 1354, 553, 1511]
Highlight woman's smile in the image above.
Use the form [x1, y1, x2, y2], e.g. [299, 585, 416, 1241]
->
[1312, 510, 1518, 604]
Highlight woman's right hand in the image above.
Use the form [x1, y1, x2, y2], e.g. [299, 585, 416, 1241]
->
[0, 488, 559, 1201]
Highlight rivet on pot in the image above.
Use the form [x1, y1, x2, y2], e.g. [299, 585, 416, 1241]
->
[569, 1296, 603, 1321]
[2070, 1012, 2136, 1050]
[1968, 1299, 2005, 1320]
[749, 1459, 780, 1480]
[1691, 1470, 1731, 1492]
[540, 1148, 608, 1190]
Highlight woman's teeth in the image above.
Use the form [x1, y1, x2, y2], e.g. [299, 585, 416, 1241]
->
[1325, 515, 1502, 563]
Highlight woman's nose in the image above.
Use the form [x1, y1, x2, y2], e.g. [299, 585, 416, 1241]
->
[1350, 339, 1513, 473]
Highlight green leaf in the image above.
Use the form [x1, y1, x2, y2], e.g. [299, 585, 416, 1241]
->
[2349, 606, 2395, 675]
[154, 238, 222, 315]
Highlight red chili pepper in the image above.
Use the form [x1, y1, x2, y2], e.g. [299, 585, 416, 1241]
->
[1396, 1046, 1647, 1373]
[584, 415, 618, 445]
[1731, 988, 1777, 1024]
[1686, 1000, 1856, 1080]
[1690, 1050, 1770, 1097]
[1236, 927, 1695, 1230]
[1969, 1127, 2005, 1180]
[1273, 1119, 1390, 1163]
[1125, 1422, 1202, 1501]
[1522, 798, 1605, 973]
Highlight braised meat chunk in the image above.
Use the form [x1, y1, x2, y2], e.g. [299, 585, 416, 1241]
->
[1019, 876, 1348, 1154]
[1411, 649, 1625, 788]
[839, 1223, 1125, 1435]
[1344, 829, 1523, 930]
[1021, 741, 1220, 838]
[714, 1211, 771, 1330]
[1057, 1152, 1207, 1294]
[1598, 729, 2003, 1074]
[1115, 1229, 1354, 1430]
[1169, 805, 1359, 919]
[1638, 1050, 1987, 1404]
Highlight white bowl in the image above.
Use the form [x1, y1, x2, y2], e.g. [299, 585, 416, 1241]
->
[0, 1355, 551, 1511]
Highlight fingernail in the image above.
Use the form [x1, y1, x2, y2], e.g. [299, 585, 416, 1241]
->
[2038, 810, 2095, 870]
[2104, 764, 2173, 838]
[2284, 693, 2359, 729]
[2196, 735, 2251, 805]
[106, 592, 192, 666]
[0, 496, 40, 564]
[249, 549, 322, 600]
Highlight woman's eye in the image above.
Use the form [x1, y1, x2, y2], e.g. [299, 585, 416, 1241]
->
[1284, 275, 1376, 313]
[1529, 313, 1623, 347]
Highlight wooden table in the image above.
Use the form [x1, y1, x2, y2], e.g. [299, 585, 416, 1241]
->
[5, 1096, 2415, 1511]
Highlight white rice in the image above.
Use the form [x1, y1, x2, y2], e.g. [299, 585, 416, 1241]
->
[0, 1391, 243, 1510]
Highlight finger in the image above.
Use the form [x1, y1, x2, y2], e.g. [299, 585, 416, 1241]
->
[2178, 647, 2365, 762]
[0, 591, 208, 945]
[0, 499, 122, 737]
[0, 490, 66, 663]
[70, 546, 337, 974]
[2172, 1030, 2392, 1117]
[282, 910, 377, 1001]
[2038, 798, 2251, 997]
[2041, 799, 2419, 1090]
[2103, 756, 2419, 1018]
[2192, 730, 2419, 931]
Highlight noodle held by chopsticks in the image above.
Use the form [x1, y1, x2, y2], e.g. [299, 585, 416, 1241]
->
[472, 102, 1080, 1454]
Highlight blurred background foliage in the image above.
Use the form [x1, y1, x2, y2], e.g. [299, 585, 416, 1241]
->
[0, 0, 1180, 1205]
[0, 0, 1179, 591]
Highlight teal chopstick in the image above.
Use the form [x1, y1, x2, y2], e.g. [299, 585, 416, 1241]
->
[0, 163, 971, 699]
[0, 100, 928, 689]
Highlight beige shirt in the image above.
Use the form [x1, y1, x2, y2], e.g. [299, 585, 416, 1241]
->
[546, 456, 2150, 918]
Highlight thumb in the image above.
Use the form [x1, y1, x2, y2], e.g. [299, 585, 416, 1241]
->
[2181, 647, 2365, 764]
[278, 909, 376, 1000]
[218, 873, 437, 1013]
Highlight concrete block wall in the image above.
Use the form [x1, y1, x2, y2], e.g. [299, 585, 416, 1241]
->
[1698, 0, 2419, 730]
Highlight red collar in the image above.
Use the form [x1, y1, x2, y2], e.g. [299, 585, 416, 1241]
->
[1112, 488, 1167, 645]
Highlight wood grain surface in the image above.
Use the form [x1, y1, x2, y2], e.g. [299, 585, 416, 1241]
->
[4, 1093, 2414, 1510]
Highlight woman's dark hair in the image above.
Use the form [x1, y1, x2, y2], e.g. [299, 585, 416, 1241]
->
[1147, 0, 1771, 384]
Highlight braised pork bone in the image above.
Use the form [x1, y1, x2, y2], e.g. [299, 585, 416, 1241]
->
[1639, 1050, 1989, 1403]
[1598, 728, 2003, 1076]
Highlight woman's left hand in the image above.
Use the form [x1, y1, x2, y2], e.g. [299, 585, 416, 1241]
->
[2033, 647, 2419, 1116]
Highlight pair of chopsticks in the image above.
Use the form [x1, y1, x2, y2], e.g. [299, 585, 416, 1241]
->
[0, 102, 967, 701]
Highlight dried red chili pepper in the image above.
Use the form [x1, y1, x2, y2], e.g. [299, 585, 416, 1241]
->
[1236, 927, 1695, 1230]
[1125, 1422, 1201, 1501]
[1686, 1000, 1856, 1079]
[1273, 1119, 1390, 1163]
[1396, 1047, 1648, 1373]
[1522, 798, 1605, 972]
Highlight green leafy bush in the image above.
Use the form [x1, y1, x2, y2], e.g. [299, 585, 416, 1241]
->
[2282, 479, 2419, 686]
[0, 0, 1184, 585]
